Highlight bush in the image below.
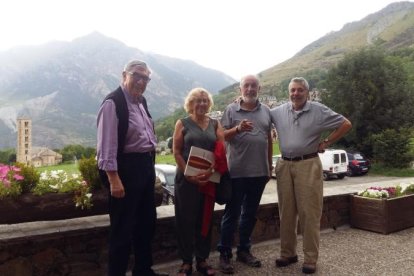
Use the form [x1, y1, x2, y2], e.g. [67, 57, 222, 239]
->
[32, 169, 93, 209]
[33, 170, 84, 195]
[78, 156, 102, 190]
[15, 162, 40, 193]
[372, 128, 414, 168]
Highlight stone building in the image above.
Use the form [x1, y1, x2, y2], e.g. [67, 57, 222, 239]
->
[31, 147, 63, 167]
[16, 118, 32, 165]
[16, 117, 62, 167]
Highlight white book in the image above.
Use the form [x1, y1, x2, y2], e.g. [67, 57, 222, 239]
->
[184, 146, 220, 183]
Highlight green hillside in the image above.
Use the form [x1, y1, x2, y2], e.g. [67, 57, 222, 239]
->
[155, 2, 414, 139]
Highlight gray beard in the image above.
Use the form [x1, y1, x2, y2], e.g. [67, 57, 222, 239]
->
[242, 96, 257, 104]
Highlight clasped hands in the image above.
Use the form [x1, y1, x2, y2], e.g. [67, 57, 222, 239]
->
[186, 165, 215, 187]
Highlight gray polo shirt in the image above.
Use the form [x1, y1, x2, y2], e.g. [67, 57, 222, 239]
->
[270, 101, 344, 158]
[221, 101, 272, 178]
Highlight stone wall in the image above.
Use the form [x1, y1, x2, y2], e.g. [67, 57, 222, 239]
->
[0, 194, 350, 275]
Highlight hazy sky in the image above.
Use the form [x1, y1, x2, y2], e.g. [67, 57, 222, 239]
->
[1, 0, 406, 79]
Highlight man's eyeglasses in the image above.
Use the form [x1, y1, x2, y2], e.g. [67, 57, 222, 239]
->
[127, 71, 151, 83]
[290, 88, 305, 93]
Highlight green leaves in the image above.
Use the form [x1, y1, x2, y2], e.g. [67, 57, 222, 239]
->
[323, 46, 414, 161]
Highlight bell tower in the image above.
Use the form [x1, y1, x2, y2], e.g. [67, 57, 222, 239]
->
[16, 118, 32, 165]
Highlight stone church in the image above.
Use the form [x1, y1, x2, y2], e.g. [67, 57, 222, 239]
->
[16, 118, 62, 167]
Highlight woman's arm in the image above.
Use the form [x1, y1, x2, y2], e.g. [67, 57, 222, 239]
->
[172, 119, 186, 173]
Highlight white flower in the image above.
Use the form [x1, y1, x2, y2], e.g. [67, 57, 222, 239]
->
[40, 171, 48, 180]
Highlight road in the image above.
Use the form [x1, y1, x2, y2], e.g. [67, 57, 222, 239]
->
[263, 174, 414, 196]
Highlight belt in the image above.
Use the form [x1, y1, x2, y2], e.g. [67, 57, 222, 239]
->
[119, 151, 154, 159]
[282, 152, 318, 162]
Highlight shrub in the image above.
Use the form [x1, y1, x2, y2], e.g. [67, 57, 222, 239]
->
[371, 128, 414, 168]
[33, 170, 93, 209]
[15, 162, 40, 193]
[78, 156, 102, 190]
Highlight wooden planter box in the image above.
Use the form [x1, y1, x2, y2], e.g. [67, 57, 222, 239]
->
[0, 188, 109, 225]
[350, 194, 414, 234]
[0, 187, 164, 225]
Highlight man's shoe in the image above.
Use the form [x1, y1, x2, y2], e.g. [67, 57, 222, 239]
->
[219, 253, 234, 274]
[236, 251, 261, 267]
[302, 263, 317, 274]
[275, 255, 298, 267]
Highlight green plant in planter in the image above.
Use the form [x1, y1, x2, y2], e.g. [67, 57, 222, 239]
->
[33, 170, 93, 209]
[14, 162, 40, 193]
[78, 156, 103, 190]
[74, 181, 93, 209]
[357, 182, 414, 198]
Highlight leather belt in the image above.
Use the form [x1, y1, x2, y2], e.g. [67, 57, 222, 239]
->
[119, 151, 154, 160]
[282, 152, 319, 162]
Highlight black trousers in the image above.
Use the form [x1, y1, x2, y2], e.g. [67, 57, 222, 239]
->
[107, 152, 156, 276]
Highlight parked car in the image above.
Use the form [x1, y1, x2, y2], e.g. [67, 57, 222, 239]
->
[271, 154, 281, 178]
[318, 149, 348, 180]
[347, 152, 371, 176]
[154, 164, 176, 205]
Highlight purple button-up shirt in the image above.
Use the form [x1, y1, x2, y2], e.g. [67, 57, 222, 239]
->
[96, 86, 157, 171]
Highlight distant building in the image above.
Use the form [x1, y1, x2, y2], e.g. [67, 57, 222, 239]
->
[16, 118, 62, 167]
[31, 147, 63, 167]
[16, 118, 32, 165]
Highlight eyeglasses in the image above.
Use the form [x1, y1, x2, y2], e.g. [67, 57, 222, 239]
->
[289, 88, 306, 93]
[127, 71, 151, 83]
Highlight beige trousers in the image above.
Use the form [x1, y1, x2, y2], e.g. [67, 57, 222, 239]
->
[276, 157, 323, 264]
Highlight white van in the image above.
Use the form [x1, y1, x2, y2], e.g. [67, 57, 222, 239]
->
[318, 149, 348, 180]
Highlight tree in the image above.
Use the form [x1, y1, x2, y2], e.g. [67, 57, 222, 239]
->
[58, 145, 96, 162]
[371, 128, 414, 168]
[0, 149, 16, 164]
[322, 47, 414, 157]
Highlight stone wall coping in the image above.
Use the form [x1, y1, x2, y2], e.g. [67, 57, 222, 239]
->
[1, 177, 413, 241]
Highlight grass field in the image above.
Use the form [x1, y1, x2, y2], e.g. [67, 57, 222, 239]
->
[35, 141, 414, 178]
[36, 162, 81, 174]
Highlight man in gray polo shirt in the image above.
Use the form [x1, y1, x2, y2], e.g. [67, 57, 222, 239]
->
[217, 74, 273, 274]
[271, 77, 351, 274]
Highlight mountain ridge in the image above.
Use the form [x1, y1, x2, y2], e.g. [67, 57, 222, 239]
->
[0, 32, 235, 149]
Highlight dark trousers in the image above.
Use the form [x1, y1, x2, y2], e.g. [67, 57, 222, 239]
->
[108, 153, 156, 276]
[174, 171, 213, 264]
[217, 176, 267, 255]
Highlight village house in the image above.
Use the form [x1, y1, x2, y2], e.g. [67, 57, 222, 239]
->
[30, 147, 63, 167]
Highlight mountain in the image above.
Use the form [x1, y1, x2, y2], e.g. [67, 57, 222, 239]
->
[0, 32, 235, 149]
[258, 1, 414, 93]
[155, 1, 414, 140]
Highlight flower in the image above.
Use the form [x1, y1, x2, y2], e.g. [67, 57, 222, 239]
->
[34, 170, 93, 209]
[74, 181, 93, 210]
[358, 182, 414, 199]
[0, 163, 25, 198]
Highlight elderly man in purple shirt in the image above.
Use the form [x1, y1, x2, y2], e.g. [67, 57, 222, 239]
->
[97, 60, 167, 276]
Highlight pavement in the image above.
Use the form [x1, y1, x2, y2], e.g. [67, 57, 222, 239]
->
[153, 225, 414, 275]
[152, 177, 414, 276]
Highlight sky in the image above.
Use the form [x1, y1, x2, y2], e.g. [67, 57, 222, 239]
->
[1, 0, 407, 80]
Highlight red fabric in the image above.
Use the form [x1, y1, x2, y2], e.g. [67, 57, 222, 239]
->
[200, 141, 228, 237]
